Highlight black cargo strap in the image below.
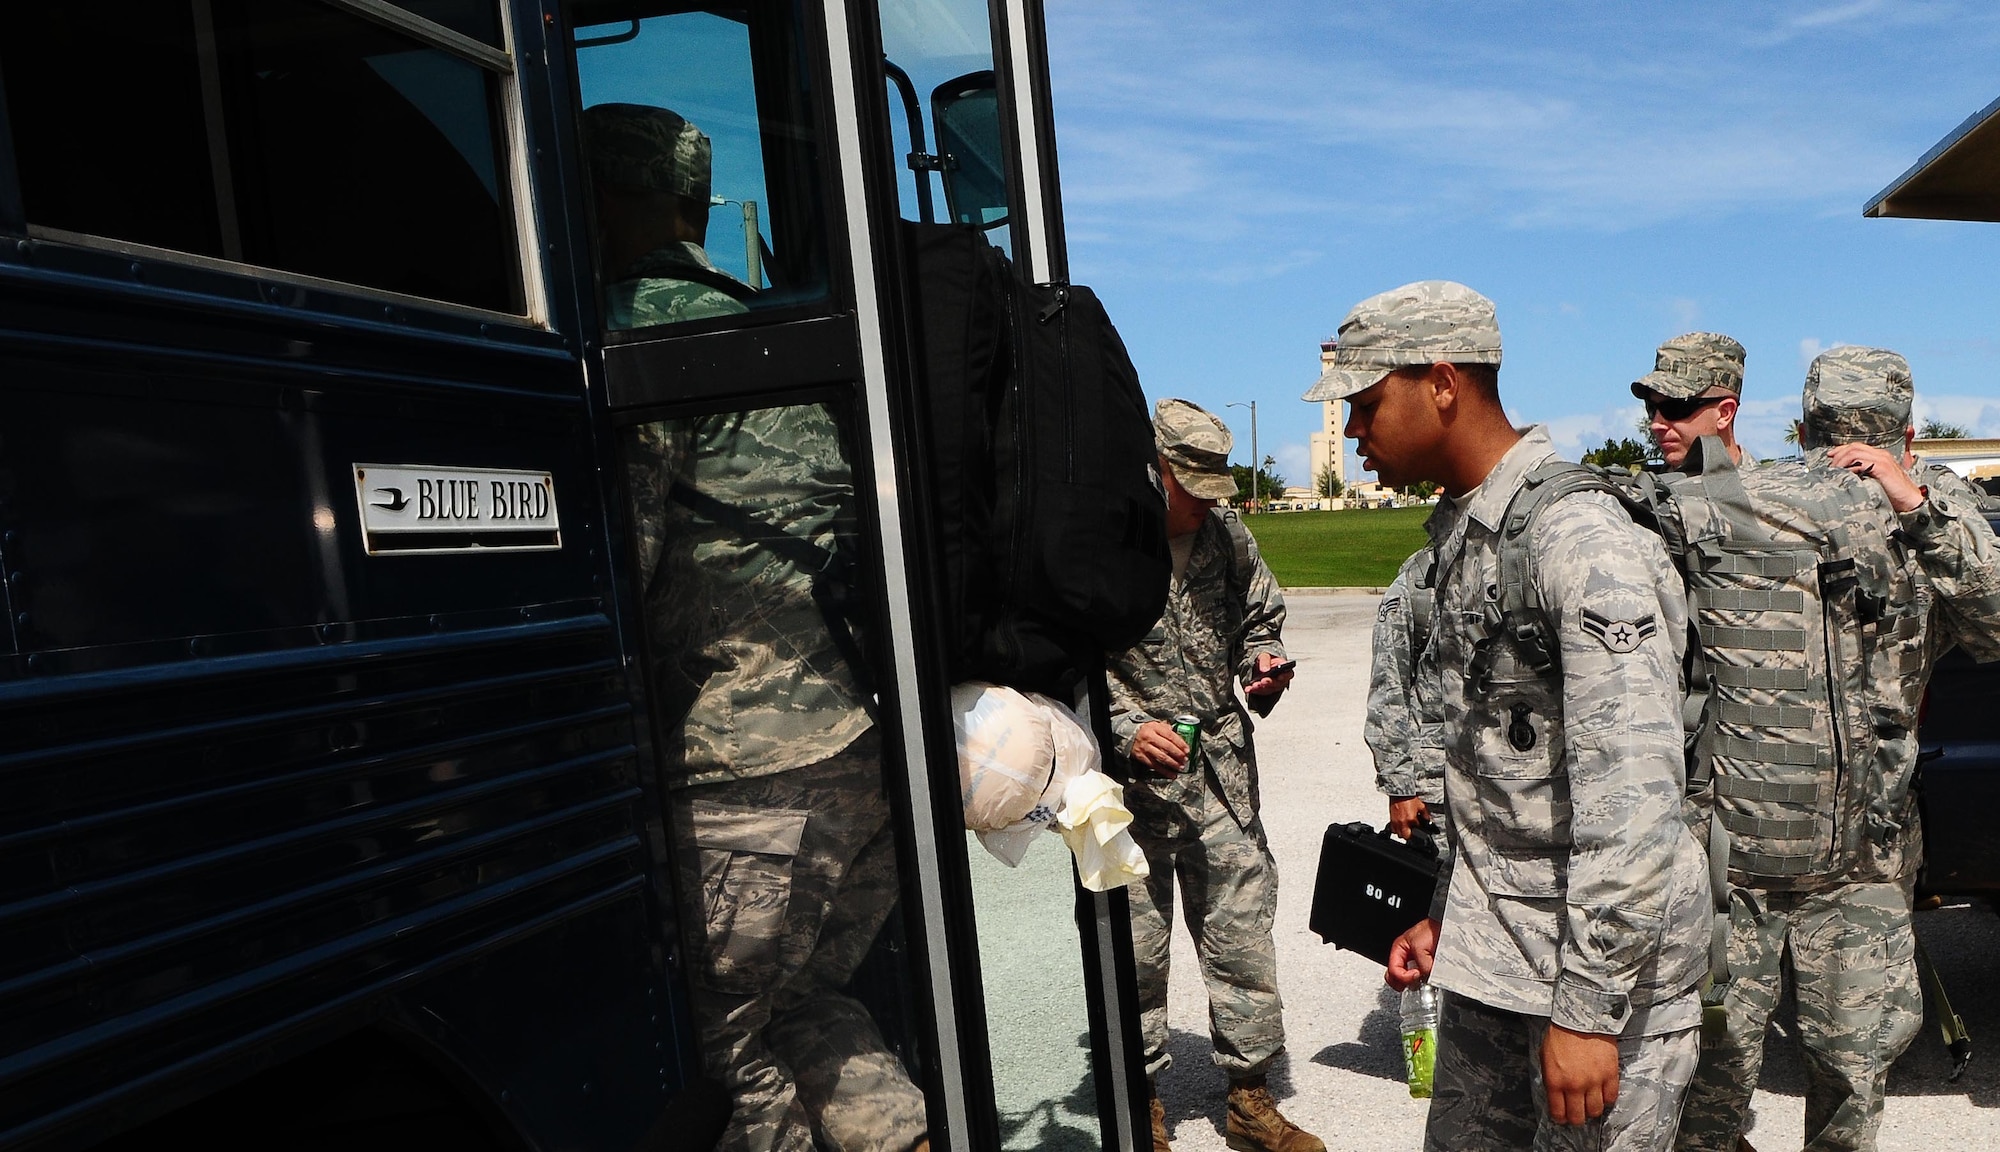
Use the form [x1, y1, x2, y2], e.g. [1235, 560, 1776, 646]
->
[1917, 937, 1973, 1082]
[668, 481, 879, 715]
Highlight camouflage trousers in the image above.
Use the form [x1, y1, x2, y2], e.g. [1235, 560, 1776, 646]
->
[1425, 992, 1699, 1152]
[1675, 880, 1922, 1152]
[669, 733, 928, 1152]
[1127, 767, 1285, 1081]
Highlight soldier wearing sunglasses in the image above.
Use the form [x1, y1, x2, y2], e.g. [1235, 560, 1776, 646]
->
[1632, 333, 1746, 468]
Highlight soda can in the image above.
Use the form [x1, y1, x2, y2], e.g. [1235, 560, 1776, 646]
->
[1171, 715, 1201, 759]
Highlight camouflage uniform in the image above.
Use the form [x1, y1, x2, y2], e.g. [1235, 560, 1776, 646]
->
[1422, 427, 1711, 1152]
[1675, 347, 2000, 1152]
[608, 240, 748, 329]
[582, 102, 750, 331]
[1108, 400, 1292, 1086]
[627, 406, 926, 1152]
[1311, 284, 1711, 1151]
[1366, 548, 1445, 818]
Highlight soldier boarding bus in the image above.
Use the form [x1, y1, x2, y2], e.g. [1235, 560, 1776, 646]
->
[0, 2, 1157, 1149]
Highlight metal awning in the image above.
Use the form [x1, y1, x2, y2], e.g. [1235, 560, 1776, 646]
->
[1866, 95, 2000, 220]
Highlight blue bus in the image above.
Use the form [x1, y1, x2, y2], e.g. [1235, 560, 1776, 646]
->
[0, 2, 1148, 1149]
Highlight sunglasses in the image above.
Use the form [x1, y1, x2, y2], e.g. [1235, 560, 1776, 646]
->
[1643, 394, 1728, 421]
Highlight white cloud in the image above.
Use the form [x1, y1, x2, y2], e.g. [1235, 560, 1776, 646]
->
[1732, 397, 1804, 461]
[1913, 394, 2000, 438]
[1789, 0, 1887, 29]
[1798, 338, 1825, 368]
[1538, 404, 1649, 461]
[1670, 299, 1702, 332]
[1275, 442, 1311, 487]
[1047, 1, 1986, 247]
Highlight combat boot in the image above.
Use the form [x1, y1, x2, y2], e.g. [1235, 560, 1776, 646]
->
[1224, 1076, 1323, 1152]
[1149, 1093, 1172, 1152]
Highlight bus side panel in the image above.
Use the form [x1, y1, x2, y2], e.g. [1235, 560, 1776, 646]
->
[0, 288, 678, 1147]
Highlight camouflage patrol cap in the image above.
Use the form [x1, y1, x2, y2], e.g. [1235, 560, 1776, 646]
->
[1153, 398, 1238, 500]
[1631, 332, 1746, 401]
[1799, 346, 1914, 451]
[582, 103, 713, 201]
[1303, 280, 1502, 402]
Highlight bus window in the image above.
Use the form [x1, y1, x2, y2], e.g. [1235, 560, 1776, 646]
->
[1, 1, 529, 316]
[622, 400, 932, 1152]
[880, 0, 1012, 256]
[573, 3, 831, 332]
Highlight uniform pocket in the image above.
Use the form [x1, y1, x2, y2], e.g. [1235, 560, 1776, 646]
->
[1471, 681, 1569, 848]
[1474, 680, 1563, 779]
[690, 803, 810, 995]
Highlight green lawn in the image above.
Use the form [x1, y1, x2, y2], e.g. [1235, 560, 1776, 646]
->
[1242, 506, 1433, 587]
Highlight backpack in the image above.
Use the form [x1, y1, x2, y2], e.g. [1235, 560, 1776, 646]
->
[1470, 440, 1919, 1030]
[1477, 440, 1914, 887]
[902, 222, 1171, 697]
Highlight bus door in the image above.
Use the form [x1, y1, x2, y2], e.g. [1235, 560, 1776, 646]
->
[564, 1, 1145, 1150]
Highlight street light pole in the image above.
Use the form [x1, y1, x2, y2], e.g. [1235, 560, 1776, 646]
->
[1225, 400, 1258, 512]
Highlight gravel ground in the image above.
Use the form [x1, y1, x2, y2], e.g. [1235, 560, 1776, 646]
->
[1151, 591, 2000, 1152]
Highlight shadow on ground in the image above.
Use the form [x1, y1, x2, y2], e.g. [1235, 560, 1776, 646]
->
[995, 1028, 1098, 1152]
[1307, 983, 1406, 1084]
[1157, 1030, 1312, 1143]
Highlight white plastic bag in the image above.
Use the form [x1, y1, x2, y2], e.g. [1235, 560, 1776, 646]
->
[952, 681, 1148, 888]
[952, 681, 1058, 833]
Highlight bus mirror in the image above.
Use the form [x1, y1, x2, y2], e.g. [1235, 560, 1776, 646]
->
[931, 71, 1008, 231]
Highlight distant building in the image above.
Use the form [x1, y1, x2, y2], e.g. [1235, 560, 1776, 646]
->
[1912, 437, 2000, 479]
[1307, 338, 1349, 496]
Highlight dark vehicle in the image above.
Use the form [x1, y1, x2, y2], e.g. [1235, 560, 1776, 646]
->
[0, 2, 1147, 1150]
[1913, 508, 2000, 898]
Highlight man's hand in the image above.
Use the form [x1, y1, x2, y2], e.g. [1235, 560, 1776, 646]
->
[1385, 918, 1439, 991]
[1388, 796, 1432, 840]
[1828, 443, 1923, 513]
[1244, 651, 1295, 697]
[1542, 1023, 1620, 1126]
[1130, 721, 1190, 777]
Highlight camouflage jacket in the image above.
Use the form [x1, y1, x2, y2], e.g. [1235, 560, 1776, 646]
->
[1646, 448, 2000, 888]
[1867, 455, 2000, 880]
[606, 242, 748, 330]
[1108, 508, 1287, 828]
[1366, 547, 1444, 804]
[1425, 427, 1710, 1036]
[626, 405, 873, 788]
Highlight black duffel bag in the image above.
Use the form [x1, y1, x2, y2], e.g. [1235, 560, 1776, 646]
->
[1308, 822, 1441, 966]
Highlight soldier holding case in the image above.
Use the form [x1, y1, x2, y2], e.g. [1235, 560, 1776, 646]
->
[1108, 399, 1321, 1152]
[1313, 281, 1712, 1151]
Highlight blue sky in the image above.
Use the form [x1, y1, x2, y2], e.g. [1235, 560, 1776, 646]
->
[1042, 0, 2000, 484]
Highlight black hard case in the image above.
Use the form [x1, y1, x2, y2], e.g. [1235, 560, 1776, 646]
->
[1308, 822, 1441, 966]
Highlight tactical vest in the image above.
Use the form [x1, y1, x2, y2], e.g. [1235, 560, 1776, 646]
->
[1475, 439, 1920, 890]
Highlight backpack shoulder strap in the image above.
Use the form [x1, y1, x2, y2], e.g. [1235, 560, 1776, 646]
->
[1469, 460, 1616, 690]
[1409, 548, 1437, 656]
[1214, 506, 1255, 602]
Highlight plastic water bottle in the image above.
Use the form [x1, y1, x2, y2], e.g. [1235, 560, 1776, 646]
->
[1399, 981, 1441, 1099]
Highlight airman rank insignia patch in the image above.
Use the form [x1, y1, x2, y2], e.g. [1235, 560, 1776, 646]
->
[1580, 608, 1656, 653]
[1377, 595, 1402, 622]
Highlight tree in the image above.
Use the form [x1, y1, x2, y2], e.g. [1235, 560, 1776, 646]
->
[1580, 436, 1650, 471]
[1921, 418, 1971, 440]
[1783, 420, 1801, 447]
[1397, 480, 1439, 501]
[1231, 463, 1285, 507]
[1315, 464, 1344, 499]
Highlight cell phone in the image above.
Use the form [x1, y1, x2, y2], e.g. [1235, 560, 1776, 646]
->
[1264, 659, 1298, 677]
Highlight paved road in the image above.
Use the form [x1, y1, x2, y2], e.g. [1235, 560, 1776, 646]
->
[1151, 592, 2000, 1152]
